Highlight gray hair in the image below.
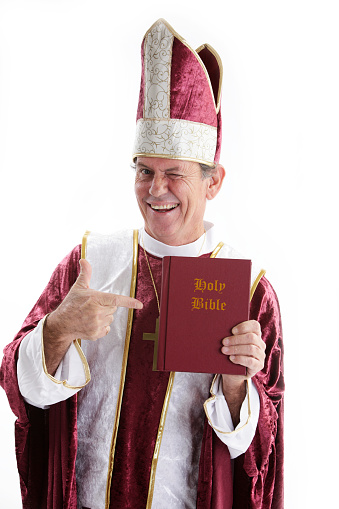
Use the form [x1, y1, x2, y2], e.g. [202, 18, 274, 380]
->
[199, 163, 217, 179]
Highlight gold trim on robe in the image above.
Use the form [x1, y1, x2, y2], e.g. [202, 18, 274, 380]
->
[250, 269, 266, 300]
[210, 241, 224, 258]
[146, 371, 176, 509]
[203, 376, 252, 435]
[40, 314, 91, 389]
[105, 229, 139, 508]
[81, 229, 91, 259]
[78, 229, 91, 348]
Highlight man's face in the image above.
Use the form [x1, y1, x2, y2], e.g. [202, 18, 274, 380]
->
[134, 157, 211, 246]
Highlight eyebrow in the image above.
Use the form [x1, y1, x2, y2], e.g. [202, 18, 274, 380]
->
[136, 164, 182, 172]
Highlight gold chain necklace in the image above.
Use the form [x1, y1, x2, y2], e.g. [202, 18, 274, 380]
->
[142, 230, 206, 370]
[142, 229, 206, 310]
[142, 237, 161, 313]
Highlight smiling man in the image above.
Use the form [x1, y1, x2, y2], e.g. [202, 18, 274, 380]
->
[0, 19, 284, 509]
[135, 157, 225, 246]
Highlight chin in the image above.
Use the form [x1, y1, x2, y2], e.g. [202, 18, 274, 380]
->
[145, 217, 180, 238]
[146, 224, 181, 244]
[150, 229, 177, 242]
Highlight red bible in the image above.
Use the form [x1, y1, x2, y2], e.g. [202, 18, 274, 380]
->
[157, 256, 251, 374]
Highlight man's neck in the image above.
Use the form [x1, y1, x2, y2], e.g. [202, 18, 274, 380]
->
[139, 222, 217, 258]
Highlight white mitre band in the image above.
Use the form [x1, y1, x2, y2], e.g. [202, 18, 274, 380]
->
[133, 118, 217, 166]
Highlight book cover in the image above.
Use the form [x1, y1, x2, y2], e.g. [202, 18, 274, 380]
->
[157, 256, 251, 374]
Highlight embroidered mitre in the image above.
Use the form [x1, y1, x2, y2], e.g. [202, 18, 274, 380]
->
[132, 18, 223, 166]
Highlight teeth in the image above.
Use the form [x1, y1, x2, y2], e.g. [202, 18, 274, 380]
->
[150, 204, 179, 210]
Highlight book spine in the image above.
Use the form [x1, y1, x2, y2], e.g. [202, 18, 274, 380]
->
[157, 256, 171, 370]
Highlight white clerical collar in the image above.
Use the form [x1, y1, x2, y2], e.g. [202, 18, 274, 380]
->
[138, 221, 220, 258]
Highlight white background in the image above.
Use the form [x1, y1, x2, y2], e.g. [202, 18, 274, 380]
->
[0, 1, 338, 507]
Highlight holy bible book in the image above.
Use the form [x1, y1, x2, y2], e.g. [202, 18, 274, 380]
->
[157, 256, 251, 374]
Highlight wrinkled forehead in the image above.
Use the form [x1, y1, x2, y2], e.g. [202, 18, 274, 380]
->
[135, 156, 201, 172]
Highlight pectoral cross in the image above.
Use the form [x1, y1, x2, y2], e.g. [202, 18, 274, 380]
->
[143, 317, 159, 371]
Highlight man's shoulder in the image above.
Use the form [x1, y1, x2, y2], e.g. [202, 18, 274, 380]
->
[84, 229, 135, 251]
[83, 229, 136, 262]
[217, 242, 244, 260]
[83, 229, 137, 291]
[251, 276, 280, 312]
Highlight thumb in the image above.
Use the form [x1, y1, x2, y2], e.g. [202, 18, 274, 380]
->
[76, 258, 92, 289]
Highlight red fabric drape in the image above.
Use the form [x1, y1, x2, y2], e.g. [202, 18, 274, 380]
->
[196, 277, 284, 509]
[0, 246, 81, 508]
[1, 245, 284, 508]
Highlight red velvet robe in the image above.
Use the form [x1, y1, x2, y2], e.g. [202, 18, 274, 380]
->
[0, 244, 284, 508]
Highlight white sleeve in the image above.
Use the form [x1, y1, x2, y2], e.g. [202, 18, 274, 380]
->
[204, 374, 260, 459]
[17, 318, 90, 409]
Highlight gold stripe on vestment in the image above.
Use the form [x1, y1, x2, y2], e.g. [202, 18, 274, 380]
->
[250, 269, 266, 300]
[78, 230, 91, 349]
[210, 241, 224, 258]
[105, 229, 139, 508]
[146, 371, 175, 509]
[81, 230, 91, 259]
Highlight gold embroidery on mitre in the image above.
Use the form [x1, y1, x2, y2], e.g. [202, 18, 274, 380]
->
[144, 19, 221, 113]
[133, 118, 217, 165]
[143, 21, 174, 120]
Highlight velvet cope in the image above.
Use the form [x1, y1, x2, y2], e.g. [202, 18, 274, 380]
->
[0, 243, 284, 509]
[0, 246, 81, 509]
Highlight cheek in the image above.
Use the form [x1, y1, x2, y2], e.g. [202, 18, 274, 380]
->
[169, 181, 191, 203]
[134, 182, 148, 202]
[175, 183, 205, 211]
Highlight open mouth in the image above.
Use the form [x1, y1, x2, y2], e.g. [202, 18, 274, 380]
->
[148, 203, 179, 212]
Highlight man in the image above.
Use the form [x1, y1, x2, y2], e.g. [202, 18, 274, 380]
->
[0, 19, 284, 509]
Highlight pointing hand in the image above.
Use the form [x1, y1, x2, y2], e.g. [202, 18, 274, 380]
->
[49, 258, 143, 341]
[43, 259, 143, 375]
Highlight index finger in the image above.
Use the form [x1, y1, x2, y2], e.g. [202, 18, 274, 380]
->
[94, 289, 143, 309]
[113, 294, 143, 309]
[91, 290, 143, 309]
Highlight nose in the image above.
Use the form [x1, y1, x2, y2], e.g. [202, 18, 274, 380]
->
[149, 174, 168, 197]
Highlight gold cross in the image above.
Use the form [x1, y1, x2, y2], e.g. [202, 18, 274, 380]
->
[143, 317, 159, 371]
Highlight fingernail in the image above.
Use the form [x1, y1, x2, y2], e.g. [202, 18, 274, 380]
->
[223, 346, 230, 353]
[232, 326, 239, 334]
[223, 337, 230, 345]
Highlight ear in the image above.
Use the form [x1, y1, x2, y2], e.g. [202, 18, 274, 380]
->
[206, 164, 225, 200]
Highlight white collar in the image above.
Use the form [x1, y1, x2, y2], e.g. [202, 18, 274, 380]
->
[138, 221, 220, 258]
